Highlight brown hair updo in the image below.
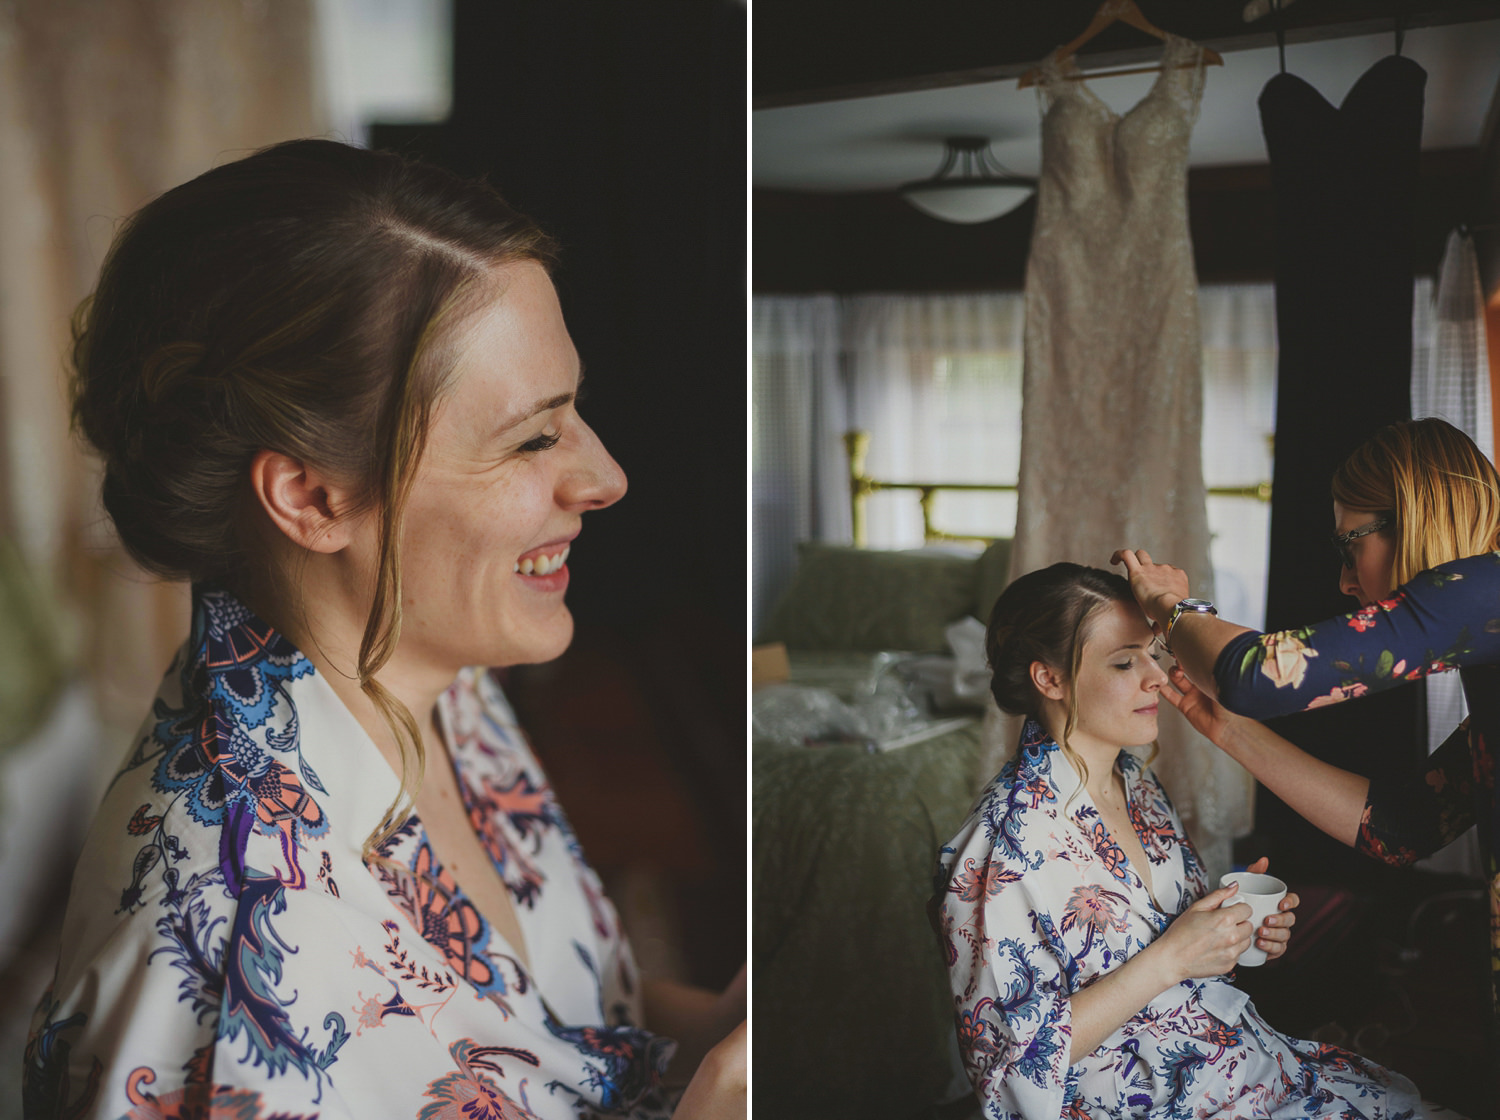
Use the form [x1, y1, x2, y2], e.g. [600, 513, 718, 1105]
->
[71, 138, 555, 856]
[986, 563, 1149, 796]
[1331, 417, 1500, 586]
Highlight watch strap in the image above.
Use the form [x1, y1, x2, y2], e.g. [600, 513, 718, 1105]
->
[1164, 598, 1217, 651]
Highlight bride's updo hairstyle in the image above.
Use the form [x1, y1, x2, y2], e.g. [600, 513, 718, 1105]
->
[71, 138, 555, 856]
[986, 562, 1151, 795]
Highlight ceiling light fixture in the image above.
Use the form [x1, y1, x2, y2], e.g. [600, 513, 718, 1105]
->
[899, 137, 1037, 224]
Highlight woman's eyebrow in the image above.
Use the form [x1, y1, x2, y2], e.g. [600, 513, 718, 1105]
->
[494, 369, 586, 434]
[498, 391, 574, 432]
[1108, 642, 1147, 655]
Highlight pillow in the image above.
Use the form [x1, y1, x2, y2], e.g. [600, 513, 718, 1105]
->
[760, 542, 978, 652]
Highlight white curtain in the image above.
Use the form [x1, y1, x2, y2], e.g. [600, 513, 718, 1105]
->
[842, 293, 1027, 548]
[1409, 233, 1493, 881]
[752, 296, 844, 636]
[0, 0, 327, 741]
[1200, 285, 1279, 634]
[1411, 234, 1494, 459]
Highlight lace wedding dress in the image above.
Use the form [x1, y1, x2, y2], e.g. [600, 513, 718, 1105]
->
[1000, 34, 1252, 878]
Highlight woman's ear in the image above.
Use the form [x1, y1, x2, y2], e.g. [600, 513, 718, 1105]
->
[248, 449, 358, 554]
[1029, 660, 1068, 702]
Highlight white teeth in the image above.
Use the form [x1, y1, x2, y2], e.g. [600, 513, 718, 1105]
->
[516, 546, 569, 576]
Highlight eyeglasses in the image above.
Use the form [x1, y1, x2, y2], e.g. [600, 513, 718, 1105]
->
[1331, 516, 1392, 569]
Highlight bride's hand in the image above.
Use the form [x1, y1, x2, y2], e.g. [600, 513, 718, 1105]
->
[1110, 548, 1190, 631]
[1161, 665, 1237, 745]
[1243, 856, 1299, 962]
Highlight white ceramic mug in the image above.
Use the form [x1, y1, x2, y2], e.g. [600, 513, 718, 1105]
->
[1217, 871, 1287, 967]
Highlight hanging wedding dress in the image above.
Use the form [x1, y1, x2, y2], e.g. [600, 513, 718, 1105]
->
[1002, 35, 1252, 879]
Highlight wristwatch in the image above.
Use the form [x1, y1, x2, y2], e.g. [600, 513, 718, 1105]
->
[1163, 598, 1217, 652]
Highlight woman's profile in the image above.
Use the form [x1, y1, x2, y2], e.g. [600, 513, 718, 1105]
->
[23, 139, 744, 1120]
[1115, 416, 1500, 1106]
[936, 563, 1419, 1115]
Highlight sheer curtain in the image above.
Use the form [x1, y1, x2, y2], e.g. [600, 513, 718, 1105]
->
[1200, 285, 1278, 634]
[842, 294, 1026, 547]
[1409, 232, 1493, 880]
[752, 296, 845, 636]
[0, 0, 326, 742]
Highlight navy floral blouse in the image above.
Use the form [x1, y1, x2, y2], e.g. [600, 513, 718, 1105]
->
[1214, 551, 1500, 1015]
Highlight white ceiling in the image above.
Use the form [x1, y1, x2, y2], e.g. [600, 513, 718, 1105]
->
[753, 20, 1500, 191]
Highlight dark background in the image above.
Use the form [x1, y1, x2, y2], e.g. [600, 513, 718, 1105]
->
[374, 0, 746, 989]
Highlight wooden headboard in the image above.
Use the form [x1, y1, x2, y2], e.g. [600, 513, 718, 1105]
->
[844, 429, 1271, 547]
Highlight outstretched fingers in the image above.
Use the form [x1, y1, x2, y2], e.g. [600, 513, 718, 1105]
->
[1109, 548, 1155, 573]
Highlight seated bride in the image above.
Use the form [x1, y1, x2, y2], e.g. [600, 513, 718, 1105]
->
[935, 563, 1421, 1117]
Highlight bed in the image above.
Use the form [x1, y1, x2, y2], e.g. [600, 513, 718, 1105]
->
[752, 538, 1012, 1120]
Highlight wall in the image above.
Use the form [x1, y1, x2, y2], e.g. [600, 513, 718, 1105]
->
[755, 149, 1483, 293]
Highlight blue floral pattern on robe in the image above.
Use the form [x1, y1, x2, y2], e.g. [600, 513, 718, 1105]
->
[23, 587, 672, 1119]
[937, 720, 1420, 1118]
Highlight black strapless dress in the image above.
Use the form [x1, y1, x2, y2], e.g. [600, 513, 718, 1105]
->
[1253, 56, 1431, 931]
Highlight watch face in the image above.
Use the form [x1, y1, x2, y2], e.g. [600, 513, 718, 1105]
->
[1180, 599, 1214, 609]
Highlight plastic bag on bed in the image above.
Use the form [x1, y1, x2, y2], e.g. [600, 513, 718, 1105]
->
[896, 617, 989, 714]
[753, 666, 927, 751]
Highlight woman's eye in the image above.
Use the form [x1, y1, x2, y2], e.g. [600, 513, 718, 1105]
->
[1114, 660, 1133, 671]
[518, 431, 561, 454]
[1149, 652, 1162, 663]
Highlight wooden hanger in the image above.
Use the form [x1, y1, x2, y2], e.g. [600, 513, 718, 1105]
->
[1018, 0, 1224, 89]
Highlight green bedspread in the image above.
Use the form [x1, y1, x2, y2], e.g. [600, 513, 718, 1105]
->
[752, 725, 986, 1119]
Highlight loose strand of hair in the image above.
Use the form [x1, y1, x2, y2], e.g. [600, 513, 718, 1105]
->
[357, 278, 483, 864]
[358, 389, 430, 861]
[1059, 604, 1092, 815]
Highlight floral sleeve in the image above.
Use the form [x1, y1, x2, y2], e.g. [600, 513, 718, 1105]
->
[1356, 718, 1480, 865]
[1213, 552, 1500, 717]
[942, 863, 1076, 1119]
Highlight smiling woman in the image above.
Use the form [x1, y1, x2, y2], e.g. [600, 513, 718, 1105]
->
[23, 139, 743, 1120]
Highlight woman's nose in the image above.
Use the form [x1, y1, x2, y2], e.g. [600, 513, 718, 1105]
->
[1144, 659, 1168, 690]
[563, 418, 627, 511]
[1337, 562, 1363, 602]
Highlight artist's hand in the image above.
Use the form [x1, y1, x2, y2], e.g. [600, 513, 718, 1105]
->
[1162, 666, 1237, 743]
[1151, 882, 1252, 983]
[1110, 548, 1191, 633]
[673, 1020, 745, 1120]
[1244, 857, 1298, 961]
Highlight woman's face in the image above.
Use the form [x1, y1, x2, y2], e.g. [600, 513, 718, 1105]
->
[383, 261, 626, 672]
[1333, 501, 1396, 606]
[1064, 600, 1168, 752]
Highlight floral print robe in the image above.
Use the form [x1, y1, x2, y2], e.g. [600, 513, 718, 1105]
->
[23, 588, 671, 1120]
[1215, 550, 1500, 1072]
[936, 720, 1419, 1118]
